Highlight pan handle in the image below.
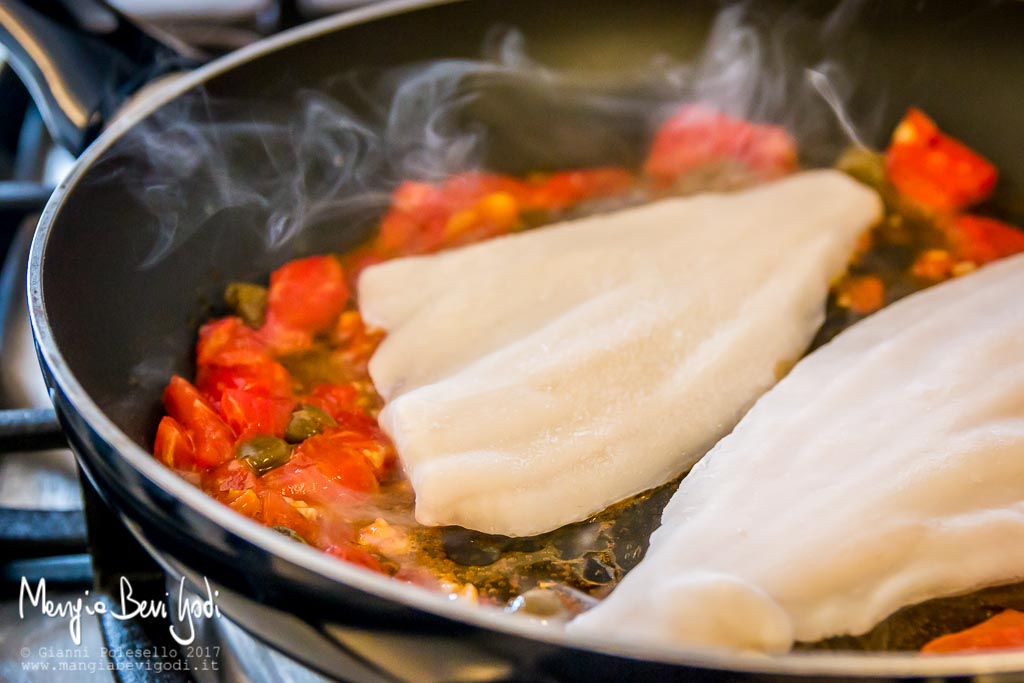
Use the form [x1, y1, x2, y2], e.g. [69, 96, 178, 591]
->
[0, 407, 66, 451]
[0, 0, 206, 155]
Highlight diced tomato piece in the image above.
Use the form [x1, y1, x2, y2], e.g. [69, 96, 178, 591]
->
[205, 458, 258, 494]
[196, 317, 265, 367]
[302, 383, 362, 419]
[911, 249, 956, 281]
[260, 491, 315, 538]
[162, 376, 235, 468]
[194, 317, 294, 399]
[373, 169, 635, 257]
[153, 416, 196, 471]
[330, 312, 384, 370]
[836, 275, 886, 314]
[264, 256, 349, 335]
[439, 172, 533, 207]
[263, 427, 381, 506]
[223, 488, 262, 518]
[528, 168, 634, 210]
[886, 108, 997, 213]
[293, 428, 381, 493]
[644, 104, 797, 185]
[393, 566, 443, 590]
[219, 389, 295, 440]
[922, 609, 1024, 654]
[323, 543, 384, 573]
[196, 356, 294, 402]
[944, 214, 1024, 265]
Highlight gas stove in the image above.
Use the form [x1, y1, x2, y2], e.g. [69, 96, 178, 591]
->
[0, 3, 379, 681]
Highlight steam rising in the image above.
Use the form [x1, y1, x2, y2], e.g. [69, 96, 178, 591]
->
[101, 0, 884, 270]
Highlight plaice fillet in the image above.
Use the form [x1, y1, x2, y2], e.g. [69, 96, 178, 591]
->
[569, 252, 1024, 653]
[358, 170, 881, 536]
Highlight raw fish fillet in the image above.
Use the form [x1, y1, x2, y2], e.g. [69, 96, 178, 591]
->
[569, 253, 1024, 652]
[358, 170, 881, 536]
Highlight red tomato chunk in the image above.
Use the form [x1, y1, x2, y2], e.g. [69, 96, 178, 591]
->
[644, 104, 797, 186]
[922, 610, 1024, 654]
[886, 108, 997, 214]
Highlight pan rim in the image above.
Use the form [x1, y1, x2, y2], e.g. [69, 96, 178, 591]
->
[25, 0, 1024, 676]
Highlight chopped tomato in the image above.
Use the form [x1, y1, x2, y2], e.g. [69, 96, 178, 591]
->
[153, 416, 196, 470]
[323, 543, 384, 572]
[293, 428, 381, 492]
[886, 108, 997, 214]
[528, 168, 634, 210]
[194, 317, 294, 400]
[922, 609, 1024, 654]
[836, 275, 886, 314]
[944, 214, 1024, 265]
[219, 389, 295, 440]
[263, 428, 380, 506]
[374, 168, 634, 257]
[331, 311, 384, 369]
[196, 317, 265, 367]
[911, 249, 956, 281]
[260, 491, 315, 539]
[223, 488, 262, 518]
[264, 256, 349, 335]
[162, 376, 235, 468]
[196, 355, 294, 402]
[302, 383, 362, 419]
[376, 175, 528, 255]
[644, 104, 797, 186]
[205, 458, 258, 494]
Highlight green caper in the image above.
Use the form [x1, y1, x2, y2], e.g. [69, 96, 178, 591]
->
[225, 282, 268, 328]
[284, 405, 337, 444]
[271, 526, 308, 544]
[836, 146, 886, 191]
[236, 435, 292, 475]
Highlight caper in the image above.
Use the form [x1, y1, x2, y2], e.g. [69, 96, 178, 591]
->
[284, 405, 336, 443]
[225, 282, 268, 328]
[836, 146, 886, 191]
[236, 435, 292, 475]
[271, 526, 308, 544]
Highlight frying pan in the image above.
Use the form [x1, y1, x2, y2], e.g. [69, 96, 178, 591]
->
[7, 0, 1024, 679]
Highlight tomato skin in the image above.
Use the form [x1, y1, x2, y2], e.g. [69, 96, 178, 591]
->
[374, 169, 634, 257]
[162, 376, 235, 468]
[196, 317, 265, 367]
[944, 214, 1024, 266]
[922, 609, 1024, 654]
[153, 416, 196, 470]
[265, 256, 349, 334]
[323, 544, 384, 572]
[302, 383, 362, 419]
[644, 104, 797, 185]
[263, 427, 380, 506]
[294, 428, 380, 493]
[260, 491, 315, 539]
[196, 358, 294, 403]
[219, 389, 295, 440]
[194, 317, 294, 400]
[886, 108, 997, 213]
[529, 168, 634, 210]
[224, 488, 262, 518]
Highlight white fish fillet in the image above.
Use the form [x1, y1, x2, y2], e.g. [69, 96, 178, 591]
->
[358, 170, 881, 536]
[569, 252, 1024, 652]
